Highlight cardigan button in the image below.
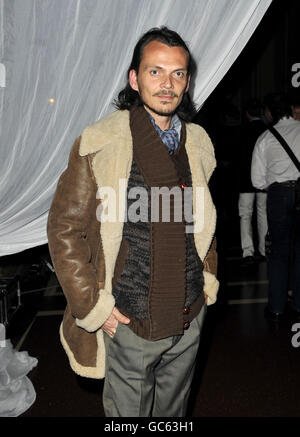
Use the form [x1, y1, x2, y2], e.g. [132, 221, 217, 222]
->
[183, 321, 190, 330]
[180, 183, 187, 190]
[183, 306, 190, 315]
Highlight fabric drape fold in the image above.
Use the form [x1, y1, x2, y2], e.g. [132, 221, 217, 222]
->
[0, 0, 272, 256]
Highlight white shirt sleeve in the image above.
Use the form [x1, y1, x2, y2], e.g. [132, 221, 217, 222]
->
[251, 137, 268, 190]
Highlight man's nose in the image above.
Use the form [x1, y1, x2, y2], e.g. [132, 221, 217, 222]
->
[160, 74, 173, 89]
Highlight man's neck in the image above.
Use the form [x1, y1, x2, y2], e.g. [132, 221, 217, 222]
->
[144, 106, 172, 130]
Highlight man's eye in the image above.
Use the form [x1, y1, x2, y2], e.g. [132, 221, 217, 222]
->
[174, 72, 184, 78]
[150, 70, 159, 76]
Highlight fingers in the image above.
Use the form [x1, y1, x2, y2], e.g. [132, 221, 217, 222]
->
[101, 312, 118, 338]
[101, 307, 130, 338]
[102, 324, 117, 338]
[112, 307, 130, 324]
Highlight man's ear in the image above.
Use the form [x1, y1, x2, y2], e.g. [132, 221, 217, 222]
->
[129, 69, 139, 92]
[185, 75, 191, 93]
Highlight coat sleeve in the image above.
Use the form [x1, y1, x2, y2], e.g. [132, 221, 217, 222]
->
[47, 137, 115, 331]
[251, 136, 268, 189]
[198, 127, 219, 305]
[203, 236, 217, 276]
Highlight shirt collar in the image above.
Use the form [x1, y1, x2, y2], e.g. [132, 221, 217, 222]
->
[275, 116, 299, 127]
[145, 109, 181, 137]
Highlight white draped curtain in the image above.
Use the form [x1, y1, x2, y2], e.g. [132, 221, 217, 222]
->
[0, 0, 272, 256]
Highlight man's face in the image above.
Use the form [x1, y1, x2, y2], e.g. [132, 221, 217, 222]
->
[129, 40, 190, 119]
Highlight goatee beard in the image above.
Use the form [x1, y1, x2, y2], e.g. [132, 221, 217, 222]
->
[142, 100, 176, 117]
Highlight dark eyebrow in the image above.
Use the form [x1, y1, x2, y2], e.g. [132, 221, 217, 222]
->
[144, 65, 163, 70]
[144, 65, 187, 72]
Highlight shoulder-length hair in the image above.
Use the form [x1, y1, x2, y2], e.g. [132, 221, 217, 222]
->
[114, 26, 197, 122]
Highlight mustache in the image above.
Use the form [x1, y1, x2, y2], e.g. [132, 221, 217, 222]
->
[153, 91, 178, 98]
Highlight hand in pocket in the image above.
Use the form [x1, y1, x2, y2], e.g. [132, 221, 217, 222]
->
[101, 307, 130, 338]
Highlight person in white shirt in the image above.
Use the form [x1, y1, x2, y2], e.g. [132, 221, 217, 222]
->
[251, 93, 300, 322]
[238, 99, 268, 266]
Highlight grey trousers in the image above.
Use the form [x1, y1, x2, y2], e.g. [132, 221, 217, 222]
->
[102, 304, 207, 417]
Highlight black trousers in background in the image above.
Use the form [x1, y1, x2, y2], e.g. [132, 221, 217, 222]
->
[267, 183, 300, 313]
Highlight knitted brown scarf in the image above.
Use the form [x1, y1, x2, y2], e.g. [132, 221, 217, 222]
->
[129, 105, 189, 339]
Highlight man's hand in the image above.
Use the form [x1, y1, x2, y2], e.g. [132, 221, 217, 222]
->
[101, 307, 130, 338]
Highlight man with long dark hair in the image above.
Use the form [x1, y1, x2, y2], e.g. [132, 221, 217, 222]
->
[47, 26, 218, 417]
[114, 27, 197, 122]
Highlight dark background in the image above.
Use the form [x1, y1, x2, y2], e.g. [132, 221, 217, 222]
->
[194, 0, 300, 254]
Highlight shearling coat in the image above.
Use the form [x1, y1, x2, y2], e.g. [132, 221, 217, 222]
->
[47, 109, 219, 379]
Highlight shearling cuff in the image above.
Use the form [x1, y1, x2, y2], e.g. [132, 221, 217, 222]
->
[203, 271, 219, 306]
[75, 289, 115, 332]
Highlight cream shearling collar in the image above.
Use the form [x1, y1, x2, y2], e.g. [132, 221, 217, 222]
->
[80, 109, 216, 180]
[80, 110, 130, 155]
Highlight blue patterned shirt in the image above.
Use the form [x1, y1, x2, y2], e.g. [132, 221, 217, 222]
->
[147, 111, 182, 155]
